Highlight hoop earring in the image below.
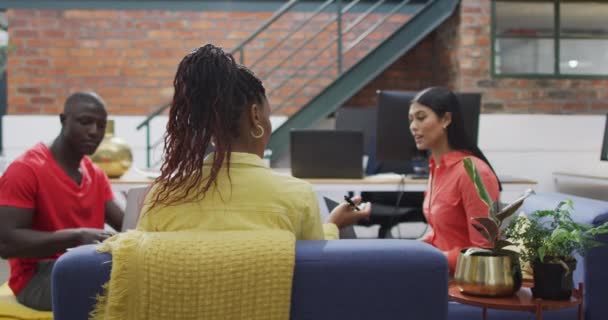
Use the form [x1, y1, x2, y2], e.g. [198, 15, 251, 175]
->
[251, 124, 264, 139]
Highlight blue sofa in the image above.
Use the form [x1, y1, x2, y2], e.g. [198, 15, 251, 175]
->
[448, 192, 608, 320]
[52, 239, 448, 320]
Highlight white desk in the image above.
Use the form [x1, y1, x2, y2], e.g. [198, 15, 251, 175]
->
[553, 171, 608, 186]
[111, 170, 536, 193]
[553, 171, 608, 201]
[111, 170, 537, 220]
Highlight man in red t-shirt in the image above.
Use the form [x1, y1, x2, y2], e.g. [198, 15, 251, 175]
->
[0, 92, 124, 311]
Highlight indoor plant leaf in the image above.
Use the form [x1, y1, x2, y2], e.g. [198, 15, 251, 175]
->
[472, 217, 499, 243]
[495, 239, 514, 250]
[496, 189, 535, 222]
[472, 223, 493, 244]
[463, 157, 494, 217]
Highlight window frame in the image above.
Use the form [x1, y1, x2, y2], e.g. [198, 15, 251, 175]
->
[491, 0, 608, 79]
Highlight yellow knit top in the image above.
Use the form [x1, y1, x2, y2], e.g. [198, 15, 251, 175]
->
[137, 152, 338, 240]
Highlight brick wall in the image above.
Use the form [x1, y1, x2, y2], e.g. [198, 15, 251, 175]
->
[7, 3, 607, 116]
[450, 0, 607, 114]
[347, 0, 608, 114]
[6, 9, 407, 116]
[344, 34, 446, 107]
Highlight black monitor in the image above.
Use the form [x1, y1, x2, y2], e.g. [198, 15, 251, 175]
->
[375, 90, 481, 163]
[375, 90, 418, 163]
[335, 107, 377, 155]
[602, 114, 608, 161]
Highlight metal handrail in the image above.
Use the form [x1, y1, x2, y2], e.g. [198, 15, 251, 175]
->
[272, 0, 411, 113]
[267, 0, 389, 99]
[136, 0, 417, 168]
[259, 0, 360, 80]
[249, 0, 336, 70]
[136, 0, 298, 131]
[135, 0, 299, 167]
[232, 0, 300, 64]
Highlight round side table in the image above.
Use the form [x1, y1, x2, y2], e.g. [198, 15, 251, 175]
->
[448, 282, 583, 320]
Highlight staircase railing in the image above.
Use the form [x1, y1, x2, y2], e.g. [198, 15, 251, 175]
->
[136, 0, 421, 168]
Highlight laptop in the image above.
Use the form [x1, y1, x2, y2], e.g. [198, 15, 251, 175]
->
[290, 129, 364, 179]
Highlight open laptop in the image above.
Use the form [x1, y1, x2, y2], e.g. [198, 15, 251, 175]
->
[121, 186, 149, 231]
[290, 129, 364, 179]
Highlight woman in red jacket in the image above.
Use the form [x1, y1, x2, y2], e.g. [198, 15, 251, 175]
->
[409, 87, 502, 275]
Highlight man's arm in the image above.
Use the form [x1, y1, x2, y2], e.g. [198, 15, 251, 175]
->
[0, 206, 112, 259]
[105, 200, 124, 231]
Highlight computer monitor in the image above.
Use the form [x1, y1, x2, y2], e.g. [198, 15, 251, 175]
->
[375, 90, 418, 163]
[602, 114, 608, 161]
[335, 107, 377, 155]
[375, 90, 481, 163]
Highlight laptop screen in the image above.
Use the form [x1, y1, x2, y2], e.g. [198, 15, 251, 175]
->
[290, 129, 364, 179]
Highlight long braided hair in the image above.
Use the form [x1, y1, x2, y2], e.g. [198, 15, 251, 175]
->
[152, 44, 266, 207]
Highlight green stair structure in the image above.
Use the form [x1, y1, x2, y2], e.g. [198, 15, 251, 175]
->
[133, 0, 460, 167]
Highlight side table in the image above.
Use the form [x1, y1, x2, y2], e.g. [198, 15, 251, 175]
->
[448, 282, 583, 320]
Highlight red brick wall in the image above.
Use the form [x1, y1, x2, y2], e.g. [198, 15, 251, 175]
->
[344, 33, 446, 107]
[347, 0, 608, 114]
[449, 0, 607, 114]
[6, 9, 407, 115]
[8, 3, 607, 116]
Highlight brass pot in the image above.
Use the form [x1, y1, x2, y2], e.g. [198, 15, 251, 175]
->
[91, 119, 133, 178]
[454, 250, 522, 297]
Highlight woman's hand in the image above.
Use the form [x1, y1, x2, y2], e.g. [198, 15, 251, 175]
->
[326, 196, 371, 229]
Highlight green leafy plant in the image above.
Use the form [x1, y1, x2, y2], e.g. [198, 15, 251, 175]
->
[462, 157, 535, 256]
[506, 200, 608, 270]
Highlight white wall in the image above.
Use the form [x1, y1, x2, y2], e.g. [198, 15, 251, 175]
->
[478, 114, 607, 199]
[2, 114, 607, 198]
[1, 115, 287, 171]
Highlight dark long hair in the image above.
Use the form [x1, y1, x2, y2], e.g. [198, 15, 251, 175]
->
[152, 44, 266, 207]
[413, 87, 502, 191]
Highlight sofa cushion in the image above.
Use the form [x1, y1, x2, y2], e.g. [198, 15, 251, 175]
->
[0, 282, 53, 320]
[520, 192, 608, 226]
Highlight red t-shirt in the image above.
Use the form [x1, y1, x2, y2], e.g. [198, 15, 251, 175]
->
[421, 150, 500, 275]
[0, 143, 113, 295]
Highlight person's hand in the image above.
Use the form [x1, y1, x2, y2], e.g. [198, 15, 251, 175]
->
[326, 196, 371, 229]
[73, 228, 115, 245]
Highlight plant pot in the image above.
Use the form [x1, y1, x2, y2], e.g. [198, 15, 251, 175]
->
[454, 249, 522, 297]
[532, 257, 576, 300]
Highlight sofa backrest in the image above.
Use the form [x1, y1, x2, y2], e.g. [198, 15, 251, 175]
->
[52, 240, 449, 320]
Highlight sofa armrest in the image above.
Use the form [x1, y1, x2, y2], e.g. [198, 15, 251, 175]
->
[291, 240, 448, 320]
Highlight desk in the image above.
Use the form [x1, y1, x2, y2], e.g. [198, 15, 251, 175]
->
[553, 171, 608, 186]
[553, 171, 608, 201]
[111, 171, 536, 222]
[111, 170, 536, 193]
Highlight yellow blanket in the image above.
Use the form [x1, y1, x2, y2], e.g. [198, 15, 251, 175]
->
[92, 230, 295, 320]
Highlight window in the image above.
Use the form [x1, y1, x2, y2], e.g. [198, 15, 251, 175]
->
[492, 1, 608, 77]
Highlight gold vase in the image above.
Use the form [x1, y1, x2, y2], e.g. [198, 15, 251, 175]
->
[454, 251, 522, 297]
[91, 119, 133, 179]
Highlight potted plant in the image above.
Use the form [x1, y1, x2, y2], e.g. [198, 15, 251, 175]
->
[453, 157, 534, 297]
[506, 200, 608, 300]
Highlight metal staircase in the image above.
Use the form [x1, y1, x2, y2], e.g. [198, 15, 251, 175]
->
[136, 0, 460, 167]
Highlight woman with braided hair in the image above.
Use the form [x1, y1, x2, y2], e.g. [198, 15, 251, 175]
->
[137, 44, 370, 239]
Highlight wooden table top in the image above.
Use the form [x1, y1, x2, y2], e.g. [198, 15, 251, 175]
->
[448, 282, 583, 312]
